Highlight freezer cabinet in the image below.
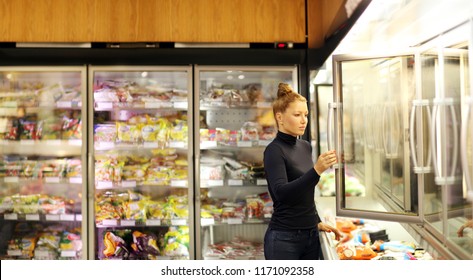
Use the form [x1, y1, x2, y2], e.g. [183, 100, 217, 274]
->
[194, 65, 298, 260]
[0, 67, 87, 259]
[88, 66, 194, 260]
[331, 39, 473, 259]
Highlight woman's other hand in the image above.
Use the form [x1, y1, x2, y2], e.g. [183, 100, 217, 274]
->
[314, 150, 338, 175]
[318, 222, 342, 241]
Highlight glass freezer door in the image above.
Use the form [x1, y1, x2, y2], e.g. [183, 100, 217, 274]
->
[332, 52, 422, 223]
[0, 67, 87, 259]
[194, 66, 298, 260]
[89, 66, 193, 260]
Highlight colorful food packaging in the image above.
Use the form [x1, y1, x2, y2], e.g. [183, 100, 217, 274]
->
[94, 123, 117, 143]
[131, 231, 160, 258]
[102, 231, 128, 258]
[246, 195, 264, 221]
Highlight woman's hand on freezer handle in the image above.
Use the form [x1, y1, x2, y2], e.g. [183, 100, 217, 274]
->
[314, 150, 338, 175]
[318, 222, 342, 241]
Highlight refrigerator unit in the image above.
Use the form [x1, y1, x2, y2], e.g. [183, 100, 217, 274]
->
[329, 19, 473, 259]
[0, 67, 87, 259]
[88, 66, 194, 260]
[194, 66, 298, 259]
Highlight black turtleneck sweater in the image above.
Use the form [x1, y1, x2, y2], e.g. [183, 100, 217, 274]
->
[264, 131, 321, 230]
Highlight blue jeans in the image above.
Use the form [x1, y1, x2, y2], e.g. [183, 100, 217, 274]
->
[264, 227, 321, 260]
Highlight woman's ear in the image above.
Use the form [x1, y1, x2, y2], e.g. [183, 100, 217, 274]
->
[275, 112, 282, 124]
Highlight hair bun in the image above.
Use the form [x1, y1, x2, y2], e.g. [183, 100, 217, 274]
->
[277, 83, 293, 98]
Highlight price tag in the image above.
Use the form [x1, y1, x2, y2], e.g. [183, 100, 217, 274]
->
[7, 250, 22, 256]
[76, 214, 82, 221]
[46, 214, 60, 221]
[206, 180, 223, 187]
[68, 139, 82, 146]
[20, 140, 35, 145]
[201, 141, 217, 148]
[102, 219, 118, 226]
[237, 141, 252, 147]
[146, 219, 161, 226]
[173, 101, 188, 109]
[98, 142, 114, 149]
[227, 218, 243, 224]
[171, 219, 187, 226]
[4, 213, 18, 220]
[2, 101, 18, 107]
[69, 177, 82, 184]
[60, 214, 75, 221]
[121, 181, 136, 188]
[56, 101, 72, 108]
[26, 214, 40, 221]
[256, 179, 267, 185]
[4, 177, 19, 183]
[35, 250, 51, 258]
[257, 101, 272, 108]
[96, 102, 113, 109]
[143, 142, 158, 148]
[97, 181, 113, 189]
[258, 140, 272, 146]
[45, 177, 60, 183]
[45, 140, 62, 146]
[61, 250, 77, 258]
[169, 141, 185, 148]
[170, 180, 187, 187]
[201, 218, 215, 226]
[120, 220, 136, 226]
[228, 179, 243, 186]
[144, 102, 160, 108]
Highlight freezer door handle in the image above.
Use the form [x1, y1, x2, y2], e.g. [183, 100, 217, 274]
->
[382, 102, 400, 159]
[461, 97, 472, 198]
[327, 102, 335, 151]
[327, 102, 342, 169]
[430, 98, 461, 185]
[409, 100, 433, 173]
[364, 105, 375, 150]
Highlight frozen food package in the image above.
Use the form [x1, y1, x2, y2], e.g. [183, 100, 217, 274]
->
[240, 122, 259, 141]
[245, 195, 264, 221]
[94, 123, 117, 143]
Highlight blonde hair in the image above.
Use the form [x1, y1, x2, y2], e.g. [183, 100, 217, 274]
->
[272, 83, 306, 124]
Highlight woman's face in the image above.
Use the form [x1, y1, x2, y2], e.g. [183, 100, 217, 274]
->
[276, 100, 308, 137]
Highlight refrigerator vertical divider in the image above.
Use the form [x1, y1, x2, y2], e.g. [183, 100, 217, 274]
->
[80, 66, 88, 260]
[193, 65, 201, 259]
[87, 66, 95, 260]
[186, 64, 195, 260]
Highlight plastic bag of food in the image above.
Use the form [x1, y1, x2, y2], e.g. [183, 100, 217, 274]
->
[131, 231, 160, 258]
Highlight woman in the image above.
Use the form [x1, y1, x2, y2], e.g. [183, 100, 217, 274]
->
[263, 83, 341, 260]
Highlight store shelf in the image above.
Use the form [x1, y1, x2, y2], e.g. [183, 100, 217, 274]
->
[1, 213, 81, 222]
[1, 177, 82, 185]
[0, 140, 82, 156]
[95, 180, 188, 190]
[94, 141, 187, 151]
[96, 218, 189, 228]
[94, 101, 188, 111]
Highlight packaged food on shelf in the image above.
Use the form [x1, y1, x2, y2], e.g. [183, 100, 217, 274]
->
[204, 237, 264, 260]
[330, 218, 431, 260]
[99, 226, 189, 260]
